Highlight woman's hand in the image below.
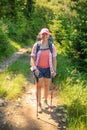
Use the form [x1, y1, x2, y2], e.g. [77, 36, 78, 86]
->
[35, 69, 39, 77]
[51, 71, 56, 77]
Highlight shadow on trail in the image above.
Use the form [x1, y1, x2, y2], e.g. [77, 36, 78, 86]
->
[0, 119, 40, 130]
[0, 108, 14, 130]
[0, 104, 67, 130]
[0, 106, 40, 130]
[38, 104, 68, 130]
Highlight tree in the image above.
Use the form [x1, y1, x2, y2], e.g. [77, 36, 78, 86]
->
[26, 0, 35, 17]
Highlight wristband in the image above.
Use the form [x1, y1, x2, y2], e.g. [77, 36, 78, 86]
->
[30, 66, 37, 72]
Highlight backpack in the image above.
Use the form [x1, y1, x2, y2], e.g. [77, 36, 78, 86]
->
[36, 35, 53, 54]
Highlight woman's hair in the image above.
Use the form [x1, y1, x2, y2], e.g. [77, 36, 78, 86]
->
[36, 35, 41, 42]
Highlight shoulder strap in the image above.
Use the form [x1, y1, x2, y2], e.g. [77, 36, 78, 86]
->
[48, 41, 53, 54]
[36, 42, 53, 54]
[36, 43, 41, 54]
[48, 35, 53, 53]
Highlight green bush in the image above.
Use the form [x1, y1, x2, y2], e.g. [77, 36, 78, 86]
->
[0, 21, 9, 60]
[0, 20, 19, 61]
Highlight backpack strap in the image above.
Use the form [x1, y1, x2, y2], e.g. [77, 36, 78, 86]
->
[36, 42, 53, 54]
[36, 43, 41, 54]
[48, 41, 53, 54]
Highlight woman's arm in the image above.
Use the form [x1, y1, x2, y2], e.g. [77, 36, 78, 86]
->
[30, 56, 36, 67]
[51, 44, 57, 76]
[52, 56, 56, 72]
[30, 43, 37, 71]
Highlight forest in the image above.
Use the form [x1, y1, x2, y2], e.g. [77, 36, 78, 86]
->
[0, 0, 87, 130]
[0, 0, 87, 72]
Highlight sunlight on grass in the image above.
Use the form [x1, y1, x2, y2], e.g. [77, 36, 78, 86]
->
[9, 39, 21, 50]
[6, 74, 26, 99]
[0, 86, 7, 97]
[59, 80, 87, 130]
[55, 49, 87, 130]
[68, 120, 87, 130]
[0, 73, 27, 99]
[0, 57, 30, 99]
[27, 47, 32, 53]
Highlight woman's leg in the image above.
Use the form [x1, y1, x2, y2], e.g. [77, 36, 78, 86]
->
[44, 78, 51, 101]
[37, 78, 44, 104]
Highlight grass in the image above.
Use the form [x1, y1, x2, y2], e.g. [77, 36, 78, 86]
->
[54, 44, 87, 130]
[0, 39, 21, 62]
[63, 84, 87, 130]
[56, 51, 87, 129]
[9, 39, 22, 50]
[0, 54, 30, 99]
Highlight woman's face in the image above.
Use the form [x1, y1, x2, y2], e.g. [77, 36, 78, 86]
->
[41, 33, 49, 41]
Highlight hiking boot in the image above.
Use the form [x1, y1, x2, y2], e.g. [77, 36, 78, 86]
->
[38, 103, 42, 113]
[43, 100, 49, 109]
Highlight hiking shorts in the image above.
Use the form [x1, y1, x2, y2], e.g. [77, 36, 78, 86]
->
[37, 67, 51, 78]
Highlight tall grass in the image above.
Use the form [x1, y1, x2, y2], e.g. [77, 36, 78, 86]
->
[56, 45, 87, 130]
[60, 84, 87, 130]
[0, 54, 30, 99]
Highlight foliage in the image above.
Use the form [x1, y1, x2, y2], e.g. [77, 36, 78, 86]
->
[0, 0, 87, 129]
[0, 20, 14, 60]
[0, 55, 30, 99]
[58, 56, 87, 130]
[0, 0, 87, 73]
[27, 4, 54, 40]
[67, 0, 87, 71]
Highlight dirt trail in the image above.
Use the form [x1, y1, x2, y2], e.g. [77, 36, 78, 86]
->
[0, 47, 28, 73]
[0, 47, 67, 130]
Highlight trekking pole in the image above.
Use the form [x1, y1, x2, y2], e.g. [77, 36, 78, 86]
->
[35, 75, 39, 118]
[50, 76, 55, 114]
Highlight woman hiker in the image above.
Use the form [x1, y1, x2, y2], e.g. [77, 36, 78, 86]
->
[30, 28, 57, 113]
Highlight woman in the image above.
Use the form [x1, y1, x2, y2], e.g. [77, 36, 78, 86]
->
[30, 28, 57, 113]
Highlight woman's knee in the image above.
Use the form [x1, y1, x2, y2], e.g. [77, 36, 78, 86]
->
[38, 78, 44, 87]
[44, 78, 51, 87]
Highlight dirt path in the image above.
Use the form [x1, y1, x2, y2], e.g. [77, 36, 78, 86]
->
[0, 47, 28, 73]
[0, 47, 67, 130]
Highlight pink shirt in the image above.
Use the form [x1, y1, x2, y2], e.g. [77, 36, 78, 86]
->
[31, 42, 57, 71]
[38, 49, 50, 68]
